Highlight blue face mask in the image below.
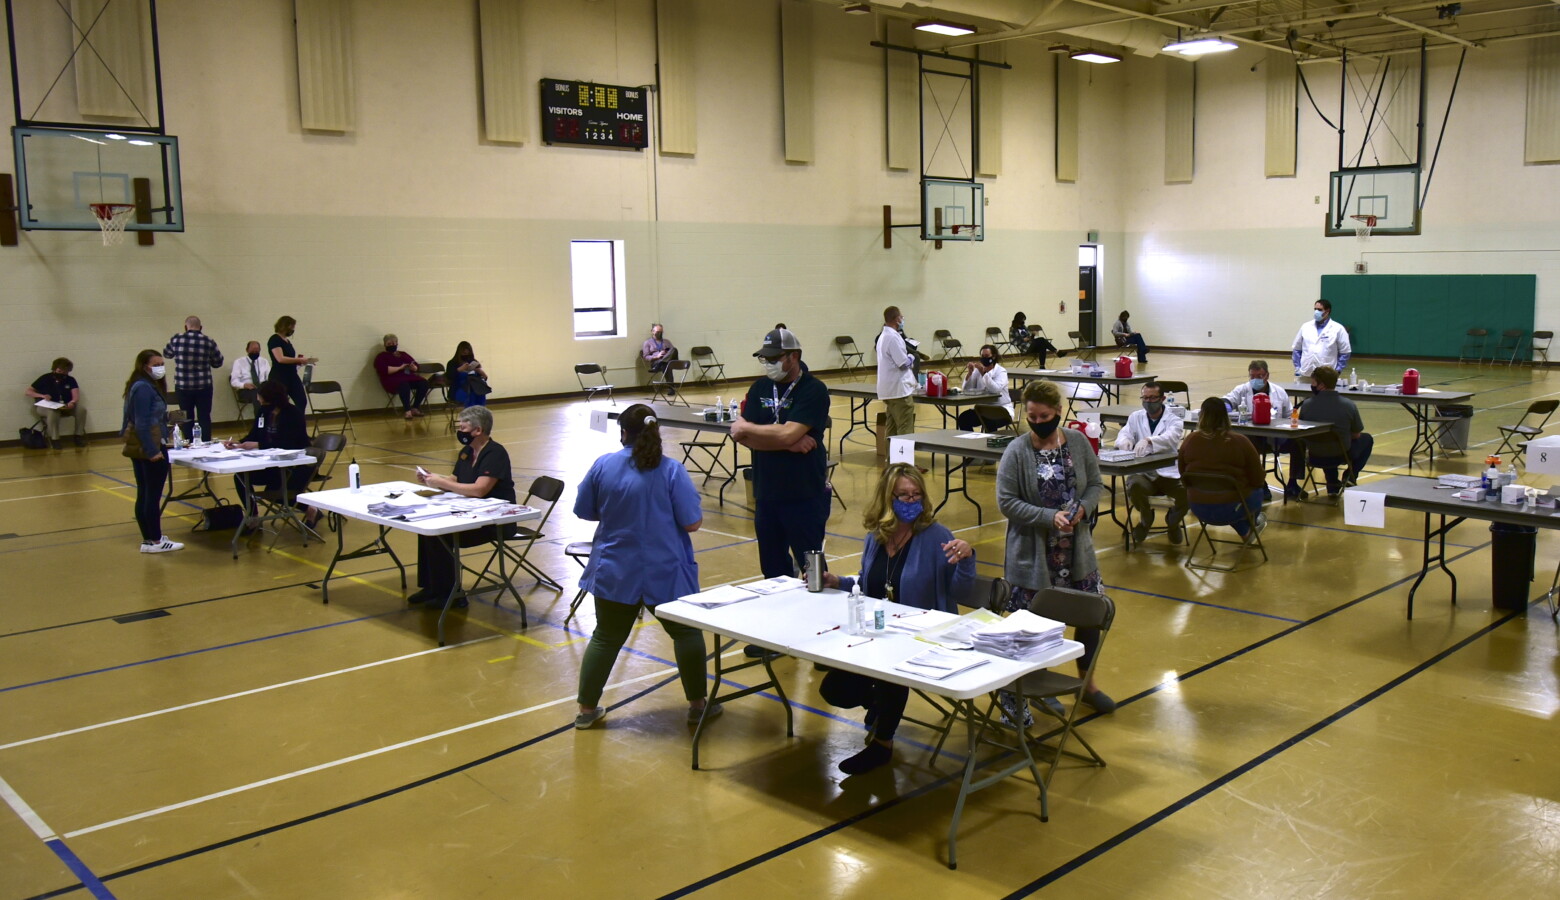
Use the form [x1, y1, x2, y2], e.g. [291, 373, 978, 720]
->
[892, 499, 923, 523]
[1313, 309, 1325, 323]
[1250, 378, 1267, 393]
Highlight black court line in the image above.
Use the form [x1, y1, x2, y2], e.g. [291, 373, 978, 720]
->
[647, 542, 1491, 897]
[21, 672, 686, 900]
[1002, 603, 1527, 897]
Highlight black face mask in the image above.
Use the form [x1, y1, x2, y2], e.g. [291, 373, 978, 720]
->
[1029, 417, 1061, 439]
[980, 357, 995, 367]
[386, 345, 398, 354]
[456, 430, 474, 446]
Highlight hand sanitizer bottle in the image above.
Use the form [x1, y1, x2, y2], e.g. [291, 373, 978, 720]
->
[348, 459, 361, 492]
[848, 584, 864, 635]
[872, 597, 886, 632]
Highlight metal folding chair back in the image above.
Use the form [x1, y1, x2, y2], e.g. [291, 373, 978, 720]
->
[470, 475, 568, 625]
[1496, 328, 1526, 366]
[971, 404, 1016, 434]
[1531, 331, 1553, 367]
[563, 541, 594, 623]
[308, 431, 348, 490]
[1181, 471, 1268, 570]
[1459, 328, 1489, 365]
[1153, 380, 1190, 407]
[649, 360, 693, 406]
[939, 337, 963, 360]
[575, 364, 614, 404]
[984, 326, 1004, 351]
[834, 336, 864, 373]
[1067, 330, 1097, 361]
[306, 380, 354, 437]
[689, 346, 726, 384]
[1012, 587, 1115, 785]
[231, 386, 257, 422]
[1496, 399, 1560, 459]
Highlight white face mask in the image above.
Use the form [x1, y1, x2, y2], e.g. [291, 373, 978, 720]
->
[150, 365, 166, 380]
[761, 359, 787, 382]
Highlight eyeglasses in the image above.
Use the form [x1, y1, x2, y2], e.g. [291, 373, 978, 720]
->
[893, 492, 924, 503]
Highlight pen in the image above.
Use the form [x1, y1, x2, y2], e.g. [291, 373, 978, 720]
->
[816, 625, 841, 634]
[893, 610, 929, 619]
[846, 638, 875, 648]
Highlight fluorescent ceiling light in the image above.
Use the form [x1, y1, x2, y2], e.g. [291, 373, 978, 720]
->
[128, 139, 153, 146]
[914, 20, 974, 36]
[105, 133, 126, 140]
[1071, 50, 1121, 64]
[1163, 37, 1237, 56]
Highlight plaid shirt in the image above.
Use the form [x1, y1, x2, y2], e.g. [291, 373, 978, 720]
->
[163, 330, 225, 390]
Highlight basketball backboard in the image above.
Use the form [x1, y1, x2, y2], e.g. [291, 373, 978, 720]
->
[921, 178, 983, 242]
[13, 126, 183, 231]
[1326, 165, 1420, 236]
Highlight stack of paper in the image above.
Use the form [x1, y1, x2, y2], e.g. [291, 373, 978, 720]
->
[970, 610, 1067, 661]
[743, 575, 804, 595]
[677, 585, 759, 608]
[916, 609, 1005, 649]
[894, 648, 991, 681]
[1437, 474, 1481, 488]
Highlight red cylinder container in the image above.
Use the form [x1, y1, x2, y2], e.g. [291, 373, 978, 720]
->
[1114, 356, 1133, 378]
[925, 371, 947, 397]
[1402, 368, 1419, 395]
[1252, 392, 1272, 425]
[1066, 420, 1100, 453]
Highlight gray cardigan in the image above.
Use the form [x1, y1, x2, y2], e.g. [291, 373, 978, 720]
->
[996, 427, 1105, 590]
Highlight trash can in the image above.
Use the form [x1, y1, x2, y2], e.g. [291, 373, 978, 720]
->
[1436, 405, 1473, 451]
[1489, 522, 1537, 612]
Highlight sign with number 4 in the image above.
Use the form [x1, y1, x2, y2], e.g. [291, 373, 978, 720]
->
[889, 437, 916, 465]
[1342, 489, 1386, 529]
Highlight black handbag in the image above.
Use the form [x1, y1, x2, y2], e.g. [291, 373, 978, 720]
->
[19, 422, 47, 449]
[201, 500, 246, 531]
[466, 375, 492, 396]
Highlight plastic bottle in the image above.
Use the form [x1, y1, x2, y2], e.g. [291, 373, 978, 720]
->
[872, 597, 886, 632]
[1289, 406, 1301, 429]
[1483, 461, 1499, 501]
[729, 399, 739, 422]
[1350, 367, 1358, 388]
[1237, 401, 1250, 424]
[348, 458, 361, 492]
[848, 584, 865, 635]
[170, 426, 183, 450]
[191, 423, 202, 447]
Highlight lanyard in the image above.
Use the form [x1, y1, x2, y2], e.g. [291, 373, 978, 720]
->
[769, 378, 799, 422]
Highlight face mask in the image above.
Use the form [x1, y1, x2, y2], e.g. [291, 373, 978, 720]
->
[1250, 378, 1266, 393]
[248, 351, 261, 361]
[386, 345, 398, 354]
[980, 357, 995, 367]
[761, 359, 787, 382]
[1143, 400, 1165, 416]
[1313, 310, 1325, 323]
[1029, 417, 1060, 439]
[456, 430, 475, 446]
[891, 498, 923, 523]
[150, 365, 166, 380]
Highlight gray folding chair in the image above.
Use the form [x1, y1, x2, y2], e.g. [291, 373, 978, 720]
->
[649, 359, 692, 406]
[984, 326, 1006, 353]
[306, 380, 354, 437]
[1181, 471, 1267, 571]
[1011, 587, 1115, 787]
[689, 346, 726, 384]
[1154, 380, 1190, 407]
[563, 541, 594, 623]
[1067, 330, 1097, 362]
[1495, 400, 1560, 460]
[835, 336, 864, 373]
[1530, 331, 1553, 367]
[1496, 328, 1525, 366]
[575, 364, 614, 404]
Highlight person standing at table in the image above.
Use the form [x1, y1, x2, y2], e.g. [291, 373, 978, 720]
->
[572, 404, 714, 731]
[1112, 310, 1149, 365]
[121, 349, 182, 554]
[164, 315, 224, 440]
[410, 406, 515, 605]
[374, 334, 430, 420]
[956, 344, 1012, 433]
[446, 341, 488, 408]
[818, 464, 974, 774]
[1178, 398, 1268, 542]
[995, 379, 1114, 720]
[1292, 299, 1351, 378]
[24, 357, 86, 448]
[224, 380, 319, 528]
[229, 340, 272, 418]
[1297, 366, 1374, 494]
[877, 306, 917, 439]
[1116, 382, 1188, 545]
[268, 316, 316, 413]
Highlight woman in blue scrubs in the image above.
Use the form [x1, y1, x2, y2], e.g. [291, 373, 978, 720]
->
[573, 404, 714, 730]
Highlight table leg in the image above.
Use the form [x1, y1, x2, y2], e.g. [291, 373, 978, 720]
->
[716, 438, 747, 507]
[1103, 475, 1131, 547]
[1408, 511, 1462, 619]
[1403, 402, 1432, 468]
[837, 396, 871, 456]
[690, 633, 792, 771]
[931, 451, 982, 524]
[232, 471, 250, 559]
[319, 520, 404, 605]
[434, 534, 462, 647]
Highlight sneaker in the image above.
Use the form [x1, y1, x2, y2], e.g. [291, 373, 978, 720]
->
[1165, 509, 1185, 545]
[1245, 513, 1268, 545]
[1131, 509, 1155, 545]
[1032, 696, 1067, 719]
[574, 707, 607, 730]
[140, 537, 184, 554]
[838, 741, 892, 775]
[1081, 689, 1116, 714]
[687, 701, 724, 727]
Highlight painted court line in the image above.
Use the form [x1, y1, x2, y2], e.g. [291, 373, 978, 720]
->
[1, 775, 117, 900]
[0, 636, 501, 751]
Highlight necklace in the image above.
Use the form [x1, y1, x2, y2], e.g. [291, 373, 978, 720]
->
[883, 531, 912, 603]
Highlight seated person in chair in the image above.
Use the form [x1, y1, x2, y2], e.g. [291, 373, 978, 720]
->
[641, 324, 678, 391]
[1297, 366, 1374, 494]
[1112, 311, 1150, 365]
[374, 334, 430, 419]
[25, 357, 86, 448]
[1223, 359, 1303, 500]
[410, 406, 515, 605]
[223, 381, 318, 527]
[1009, 312, 1064, 367]
[1116, 382, 1187, 545]
[447, 340, 489, 408]
[956, 344, 1013, 433]
[229, 341, 272, 417]
[1178, 398, 1267, 544]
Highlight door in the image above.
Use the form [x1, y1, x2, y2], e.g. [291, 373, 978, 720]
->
[1078, 245, 1099, 347]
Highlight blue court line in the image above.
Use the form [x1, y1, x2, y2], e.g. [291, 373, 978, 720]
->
[44, 840, 116, 900]
[695, 539, 754, 555]
[0, 611, 399, 694]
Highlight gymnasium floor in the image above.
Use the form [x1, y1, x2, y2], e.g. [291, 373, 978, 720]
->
[2, 351, 1556, 899]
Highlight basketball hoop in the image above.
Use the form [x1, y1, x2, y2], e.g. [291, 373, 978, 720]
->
[89, 202, 138, 246]
[948, 224, 982, 240]
[1350, 214, 1377, 243]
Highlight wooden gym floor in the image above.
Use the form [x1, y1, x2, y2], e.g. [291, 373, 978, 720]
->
[1, 351, 1556, 898]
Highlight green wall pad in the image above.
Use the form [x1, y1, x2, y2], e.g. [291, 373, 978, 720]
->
[1320, 274, 1537, 360]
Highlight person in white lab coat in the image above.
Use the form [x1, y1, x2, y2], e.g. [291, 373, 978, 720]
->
[876, 305, 918, 439]
[1292, 299, 1351, 378]
[1114, 382, 1187, 545]
[956, 345, 1012, 432]
[1224, 359, 1303, 500]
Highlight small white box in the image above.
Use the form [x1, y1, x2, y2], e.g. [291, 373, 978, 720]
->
[1525, 436, 1560, 475]
[1501, 484, 1527, 505]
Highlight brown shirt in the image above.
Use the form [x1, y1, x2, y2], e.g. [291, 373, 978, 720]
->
[1177, 430, 1264, 502]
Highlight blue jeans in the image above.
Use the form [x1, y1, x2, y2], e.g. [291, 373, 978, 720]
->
[1189, 488, 1266, 536]
[1118, 333, 1149, 362]
[1309, 433, 1375, 489]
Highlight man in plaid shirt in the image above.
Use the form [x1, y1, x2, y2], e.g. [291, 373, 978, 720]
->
[163, 316, 225, 439]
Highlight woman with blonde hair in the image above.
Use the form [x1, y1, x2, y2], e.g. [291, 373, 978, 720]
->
[818, 463, 976, 774]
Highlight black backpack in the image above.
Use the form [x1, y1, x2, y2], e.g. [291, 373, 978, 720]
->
[18, 422, 47, 449]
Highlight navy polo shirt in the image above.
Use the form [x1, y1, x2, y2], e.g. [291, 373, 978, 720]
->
[742, 364, 829, 501]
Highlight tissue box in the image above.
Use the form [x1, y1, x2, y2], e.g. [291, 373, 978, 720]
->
[1501, 484, 1527, 505]
[1525, 436, 1560, 475]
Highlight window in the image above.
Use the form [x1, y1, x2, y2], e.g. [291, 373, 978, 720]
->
[572, 240, 626, 338]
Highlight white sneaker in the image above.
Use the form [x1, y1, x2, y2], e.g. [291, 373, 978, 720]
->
[141, 537, 184, 553]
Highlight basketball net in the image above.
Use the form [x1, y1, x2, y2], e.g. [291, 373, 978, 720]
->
[89, 202, 137, 246]
[1351, 214, 1377, 244]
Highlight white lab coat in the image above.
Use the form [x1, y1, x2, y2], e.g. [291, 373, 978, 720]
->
[876, 325, 917, 400]
[1114, 408, 1183, 479]
[229, 354, 272, 389]
[1223, 382, 1292, 419]
[1292, 319, 1351, 376]
[961, 363, 1012, 413]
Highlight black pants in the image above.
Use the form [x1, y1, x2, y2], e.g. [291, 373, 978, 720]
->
[233, 467, 314, 514]
[176, 386, 214, 439]
[956, 409, 1008, 433]
[820, 670, 909, 741]
[1033, 337, 1060, 367]
[394, 379, 431, 411]
[131, 457, 170, 542]
[416, 525, 502, 593]
[278, 377, 307, 414]
[753, 494, 830, 578]
[648, 349, 680, 375]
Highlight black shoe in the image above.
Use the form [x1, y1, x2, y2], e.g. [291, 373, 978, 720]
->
[48, 437, 61, 450]
[1165, 509, 1185, 545]
[838, 742, 893, 775]
[1131, 509, 1154, 545]
[744, 644, 780, 660]
[72, 435, 86, 447]
[1056, 350, 1068, 358]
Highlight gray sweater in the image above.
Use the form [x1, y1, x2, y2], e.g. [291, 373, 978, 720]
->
[996, 427, 1104, 590]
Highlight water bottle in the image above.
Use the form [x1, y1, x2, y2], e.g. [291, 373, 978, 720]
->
[872, 597, 885, 632]
[191, 423, 202, 447]
[804, 550, 824, 592]
[170, 425, 183, 450]
[729, 399, 739, 422]
[1483, 463, 1499, 501]
[1350, 367, 1358, 388]
[348, 458, 361, 492]
[1237, 401, 1249, 424]
[848, 584, 865, 635]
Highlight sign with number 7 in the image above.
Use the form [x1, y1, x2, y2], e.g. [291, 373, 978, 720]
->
[1342, 489, 1386, 528]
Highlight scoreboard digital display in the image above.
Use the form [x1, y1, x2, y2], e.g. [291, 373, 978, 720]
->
[540, 79, 649, 149]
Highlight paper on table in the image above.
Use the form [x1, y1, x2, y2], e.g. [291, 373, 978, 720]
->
[894, 648, 991, 680]
[589, 408, 610, 433]
[916, 608, 1005, 649]
[743, 575, 804, 594]
[889, 437, 915, 464]
[955, 432, 991, 440]
[34, 399, 64, 410]
[678, 584, 760, 608]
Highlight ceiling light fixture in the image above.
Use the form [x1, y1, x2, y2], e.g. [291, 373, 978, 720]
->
[914, 20, 975, 36]
[1071, 50, 1122, 64]
[1163, 36, 1238, 56]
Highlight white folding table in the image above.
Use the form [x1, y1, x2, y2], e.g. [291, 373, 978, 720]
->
[166, 447, 318, 558]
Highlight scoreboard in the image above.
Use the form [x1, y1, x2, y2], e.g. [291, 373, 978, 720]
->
[540, 79, 649, 149]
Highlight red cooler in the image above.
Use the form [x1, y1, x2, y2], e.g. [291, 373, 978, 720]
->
[1114, 356, 1134, 378]
[1066, 420, 1100, 453]
[925, 371, 948, 397]
[1402, 368, 1419, 395]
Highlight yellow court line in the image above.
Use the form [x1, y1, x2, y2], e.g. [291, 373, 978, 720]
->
[90, 483, 134, 504]
[487, 655, 515, 663]
[269, 547, 404, 598]
[459, 614, 556, 649]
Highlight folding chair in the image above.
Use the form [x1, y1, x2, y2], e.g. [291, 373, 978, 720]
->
[1011, 587, 1115, 787]
[1530, 331, 1553, 367]
[905, 575, 1014, 764]
[679, 427, 735, 484]
[649, 359, 692, 406]
[575, 364, 615, 404]
[1153, 380, 1190, 407]
[247, 452, 323, 550]
[470, 476, 568, 623]
[970, 404, 1018, 434]
[306, 380, 354, 437]
[689, 346, 726, 385]
[932, 329, 953, 349]
[232, 386, 257, 423]
[1496, 328, 1525, 366]
[1067, 331, 1097, 362]
[1181, 472, 1267, 571]
[939, 337, 963, 361]
[418, 362, 456, 426]
[823, 416, 846, 512]
[834, 336, 864, 373]
[1494, 400, 1560, 460]
[306, 431, 348, 493]
[1459, 328, 1489, 365]
[1296, 429, 1353, 500]
[563, 541, 593, 623]
[984, 326, 1006, 353]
